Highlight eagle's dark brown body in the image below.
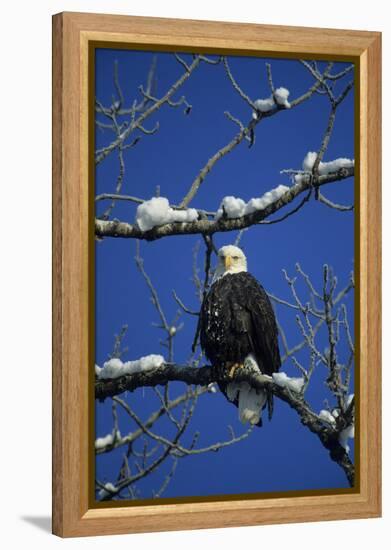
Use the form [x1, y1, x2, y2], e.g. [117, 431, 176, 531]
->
[200, 272, 281, 374]
[199, 271, 281, 423]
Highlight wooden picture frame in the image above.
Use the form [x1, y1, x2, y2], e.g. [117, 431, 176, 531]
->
[52, 11, 381, 537]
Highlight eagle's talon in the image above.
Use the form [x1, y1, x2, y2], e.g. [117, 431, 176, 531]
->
[229, 363, 243, 378]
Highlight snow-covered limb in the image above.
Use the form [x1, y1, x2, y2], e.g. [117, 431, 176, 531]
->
[344, 393, 354, 410]
[272, 372, 305, 393]
[253, 97, 275, 114]
[294, 152, 355, 183]
[319, 409, 336, 425]
[253, 87, 291, 116]
[95, 362, 290, 401]
[274, 87, 291, 108]
[95, 361, 354, 485]
[216, 196, 246, 219]
[95, 166, 354, 240]
[215, 185, 289, 220]
[97, 482, 118, 499]
[96, 354, 165, 380]
[339, 424, 355, 453]
[319, 409, 355, 453]
[136, 197, 198, 232]
[95, 430, 121, 450]
[338, 394, 355, 452]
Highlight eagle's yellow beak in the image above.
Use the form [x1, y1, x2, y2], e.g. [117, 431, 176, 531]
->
[225, 256, 233, 270]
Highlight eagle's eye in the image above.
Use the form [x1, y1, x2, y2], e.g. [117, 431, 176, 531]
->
[232, 256, 239, 260]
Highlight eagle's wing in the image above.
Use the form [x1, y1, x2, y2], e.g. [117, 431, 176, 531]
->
[235, 273, 281, 376]
[238, 274, 281, 421]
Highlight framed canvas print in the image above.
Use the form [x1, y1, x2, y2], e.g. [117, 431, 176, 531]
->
[52, 12, 381, 537]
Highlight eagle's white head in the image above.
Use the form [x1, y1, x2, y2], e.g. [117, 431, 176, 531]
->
[213, 245, 248, 282]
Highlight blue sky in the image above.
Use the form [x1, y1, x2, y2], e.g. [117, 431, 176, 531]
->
[94, 48, 355, 501]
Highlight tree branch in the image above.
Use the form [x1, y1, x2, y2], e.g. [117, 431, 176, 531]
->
[95, 364, 354, 486]
[95, 167, 354, 240]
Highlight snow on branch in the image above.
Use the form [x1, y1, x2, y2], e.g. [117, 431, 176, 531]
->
[339, 424, 355, 453]
[215, 185, 289, 219]
[274, 87, 291, 108]
[272, 372, 305, 393]
[135, 197, 198, 232]
[95, 166, 354, 240]
[319, 395, 355, 453]
[95, 430, 121, 451]
[97, 482, 118, 499]
[95, 354, 165, 380]
[319, 409, 337, 424]
[253, 87, 291, 115]
[293, 152, 355, 184]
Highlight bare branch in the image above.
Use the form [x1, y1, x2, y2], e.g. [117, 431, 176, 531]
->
[318, 191, 354, 211]
[114, 394, 252, 457]
[96, 193, 144, 205]
[172, 290, 199, 316]
[152, 457, 178, 498]
[222, 56, 256, 109]
[113, 60, 125, 108]
[174, 53, 190, 72]
[266, 63, 275, 94]
[224, 110, 245, 132]
[326, 65, 354, 80]
[100, 147, 126, 220]
[96, 387, 208, 455]
[135, 241, 169, 330]
[95, 56, 202, 165]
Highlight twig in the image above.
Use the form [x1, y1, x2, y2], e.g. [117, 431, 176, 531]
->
[172, 290, 199, 316]
[318, 192, 354, 211]
[222, 57, 255, 110]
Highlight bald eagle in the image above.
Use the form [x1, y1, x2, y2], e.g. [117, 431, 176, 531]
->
[199, 245, 281, 426]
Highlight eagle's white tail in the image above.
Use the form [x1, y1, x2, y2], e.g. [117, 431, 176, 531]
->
[225, 354, 267, 425]
[226, 381, 267, 425]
